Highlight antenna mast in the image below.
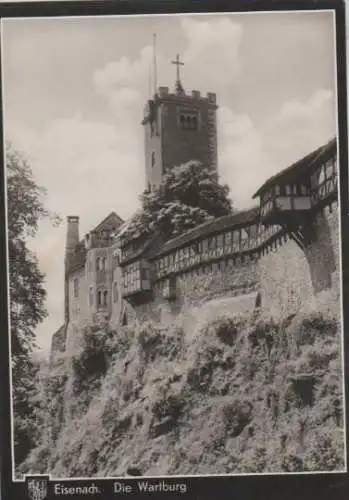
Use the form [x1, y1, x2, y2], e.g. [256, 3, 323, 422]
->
[153, 33, 158, 96]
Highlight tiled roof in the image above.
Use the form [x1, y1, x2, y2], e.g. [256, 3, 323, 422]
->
[120, 232, 163, 265]
[91, 211, 124, 234]
[153, 206, 260, 258]
[253, 137, 336, 198]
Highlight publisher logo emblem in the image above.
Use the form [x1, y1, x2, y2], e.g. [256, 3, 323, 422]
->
[26, 476, 49, 500]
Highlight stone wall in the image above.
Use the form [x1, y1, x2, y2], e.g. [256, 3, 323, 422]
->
[129, 258, 259, 325]
[260, 202, 340, 319]
[259, 236, 315, 319]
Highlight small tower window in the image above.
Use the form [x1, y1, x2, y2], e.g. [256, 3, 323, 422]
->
[151, 152, 155, 167]
[103, 291, 108, 307]
[97, 290, 102, 307]
[178, 108, 199, 130]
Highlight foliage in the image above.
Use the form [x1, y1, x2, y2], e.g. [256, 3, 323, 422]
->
[7, 143, 61, 469]
[122, 161, 232, 242]
[21, 304, 344, 478]
[7, 143, 60, 357]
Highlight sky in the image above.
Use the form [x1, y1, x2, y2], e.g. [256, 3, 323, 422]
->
[1, 11, 338, 354]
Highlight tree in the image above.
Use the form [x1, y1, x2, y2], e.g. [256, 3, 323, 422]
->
[6, 143, 60, 468]
[123, 161, 233, 242]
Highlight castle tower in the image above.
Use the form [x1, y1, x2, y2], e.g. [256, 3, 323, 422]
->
[64, 216, 80, 322]
[142, 53, 218, 190]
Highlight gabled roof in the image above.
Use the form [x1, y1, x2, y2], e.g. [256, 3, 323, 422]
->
[91, 211, 124, 234]
[153, 206, 260, 258]
[253, 137, 336, 198]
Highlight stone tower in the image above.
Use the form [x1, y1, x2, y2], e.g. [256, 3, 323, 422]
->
[142, 53, 218, 190]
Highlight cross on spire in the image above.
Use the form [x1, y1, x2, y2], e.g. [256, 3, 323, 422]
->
[171, 53, 184, 94]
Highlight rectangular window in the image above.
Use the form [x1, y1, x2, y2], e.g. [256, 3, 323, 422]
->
[275, 185, 280, 196]
[73, 278, 79, 298]
[113, 282, 118, 303]
[326, 160, 333, 178]
[285, 185, 291, 195]
[151, 152, 155, 167]
[224, 232, 232, 245]
[241, 228, 248, 240]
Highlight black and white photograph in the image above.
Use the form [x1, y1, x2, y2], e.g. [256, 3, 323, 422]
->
[0, 2, 348, 493]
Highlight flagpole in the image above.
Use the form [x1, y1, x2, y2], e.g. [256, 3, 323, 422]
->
[153, 33, 157, 96]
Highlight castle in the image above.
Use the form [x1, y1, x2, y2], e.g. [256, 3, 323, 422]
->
[51, 57, 339, 357]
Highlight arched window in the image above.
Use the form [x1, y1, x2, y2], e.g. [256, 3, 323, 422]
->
[113, 282, 118, 303]
[103, 291, 108, 307]
[97, 290, 102, 308]
[89, 287, 94, 307]
[122, 312, 128, 326]
[255, 292, 262, 308]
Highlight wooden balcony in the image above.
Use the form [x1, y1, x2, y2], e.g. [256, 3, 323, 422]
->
[260, 195, 311, 226]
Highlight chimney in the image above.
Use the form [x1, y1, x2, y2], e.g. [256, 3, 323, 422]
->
[64, 216, 79, 324]
[66, 216, 80, 253]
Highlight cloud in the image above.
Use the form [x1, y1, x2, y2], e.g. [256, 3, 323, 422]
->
[265, 89, 336, 166]
[217, 88, 336, 209]
[278, 89, 333, 121]
[218, 106, 277, 208]
[182, 17, 243, 89]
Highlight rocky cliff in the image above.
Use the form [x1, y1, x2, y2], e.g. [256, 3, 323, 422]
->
[20, 289, 345, 478]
